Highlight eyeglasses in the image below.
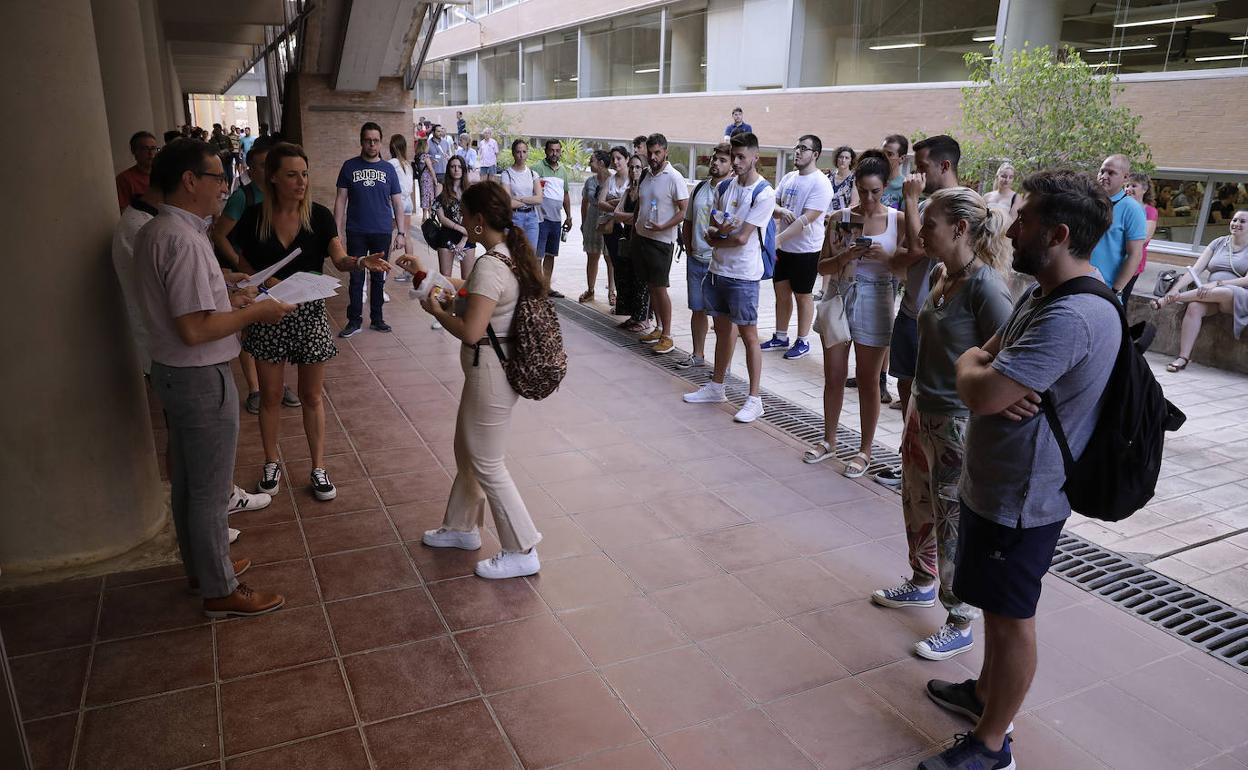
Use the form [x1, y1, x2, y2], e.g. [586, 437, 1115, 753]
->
[793, 145, 814, 154]
[137, 145, 160, 154]
[195, 170, 229, 184]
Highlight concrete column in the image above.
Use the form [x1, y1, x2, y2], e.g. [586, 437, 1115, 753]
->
[92, 0, 156, 172]
[137, 0, 169, 133]
[0, 0, 165, 574]
[167, 45, 186, 127]
[1000, 0, 1064, 57]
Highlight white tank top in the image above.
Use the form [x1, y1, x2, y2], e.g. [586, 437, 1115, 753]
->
[842, 207, 898, 280]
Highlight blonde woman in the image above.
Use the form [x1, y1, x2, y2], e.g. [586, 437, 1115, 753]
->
[388, 134, 416, 282]
[983, 162, 1022, 222]
[870, 187, 1014, 662]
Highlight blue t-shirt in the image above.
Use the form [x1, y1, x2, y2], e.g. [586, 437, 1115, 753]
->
[725, 121, 753, 138]
[240, 135, 255, 155]
[336, 156, 401, 235]
[1090, 190, 1146, 287]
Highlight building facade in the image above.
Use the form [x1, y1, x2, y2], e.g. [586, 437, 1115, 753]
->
[416, 0, 1248, 260]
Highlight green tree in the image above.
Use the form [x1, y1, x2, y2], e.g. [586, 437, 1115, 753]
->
[958, 45, 1153, 187]
[466, 102, 523, 168]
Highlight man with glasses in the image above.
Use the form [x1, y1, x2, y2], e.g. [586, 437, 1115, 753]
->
[761, 134, 833, 360]
[335, 121, 406, 337]
[116, 131, 158, 211]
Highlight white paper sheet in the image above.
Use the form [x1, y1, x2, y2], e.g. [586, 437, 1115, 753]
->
[238, 248, 302, 288]
[257, 272, 340, 304]
[1187, 266, 1203, 289]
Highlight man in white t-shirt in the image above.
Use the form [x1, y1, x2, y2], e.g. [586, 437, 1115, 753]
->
[621, 133, 689, 354]
[682, 132, 776, 424]
[762, 134, 833, 361]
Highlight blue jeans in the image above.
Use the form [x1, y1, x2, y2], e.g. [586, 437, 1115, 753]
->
[346, 231, 392, 325]
[536, 219, 562, 258]
[513, 209, 540, 252]
[703, 272, 760, 327]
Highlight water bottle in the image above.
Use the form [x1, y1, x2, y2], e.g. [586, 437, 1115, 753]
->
[648, 199, 659, 229]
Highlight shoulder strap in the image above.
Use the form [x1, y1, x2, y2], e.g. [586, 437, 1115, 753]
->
[691, 179, 708, 203]
[750, 178, 769, 203]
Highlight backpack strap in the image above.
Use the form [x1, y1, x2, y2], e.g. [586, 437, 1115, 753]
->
[485, 323, 508, 364]
[750, 179, 770, 253]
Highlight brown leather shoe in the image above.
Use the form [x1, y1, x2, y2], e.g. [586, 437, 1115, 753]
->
[202, 582, 285, 619]
[187, 558, 252, 596]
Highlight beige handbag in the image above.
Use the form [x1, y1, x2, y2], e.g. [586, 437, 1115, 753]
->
[813, 282, 851, 347]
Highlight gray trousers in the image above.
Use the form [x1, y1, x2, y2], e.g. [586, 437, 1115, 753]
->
[152, 361, 239, 599]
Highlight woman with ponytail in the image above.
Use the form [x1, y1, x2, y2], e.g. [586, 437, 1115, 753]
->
[869, 186, 1014, 662]
[395, 181, 544, 580]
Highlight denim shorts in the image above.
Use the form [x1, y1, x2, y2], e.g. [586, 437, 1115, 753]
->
[513, 209, 540, 252]
[687, 257, 711, 312]
[848, 275, 895, 348]
[536, 219, 562, 257]
[703, 272, 759, 327]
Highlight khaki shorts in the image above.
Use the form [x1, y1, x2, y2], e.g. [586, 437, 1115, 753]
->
[631, 236, 675, 288]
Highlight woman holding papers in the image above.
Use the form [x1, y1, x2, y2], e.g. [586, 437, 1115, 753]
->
[234, 142, 390, 501]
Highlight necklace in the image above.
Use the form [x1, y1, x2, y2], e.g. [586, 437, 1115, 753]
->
[934, 256, 978, 309]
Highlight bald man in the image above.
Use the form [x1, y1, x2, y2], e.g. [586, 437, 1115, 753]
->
[1091, 154, 1146, 302]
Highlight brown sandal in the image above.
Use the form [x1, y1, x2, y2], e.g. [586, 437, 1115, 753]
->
[578, 290, 595, 303]
[1165, 357, 1189, 373]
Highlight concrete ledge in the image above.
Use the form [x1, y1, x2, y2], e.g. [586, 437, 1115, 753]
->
[1128, 295, 1247, 374]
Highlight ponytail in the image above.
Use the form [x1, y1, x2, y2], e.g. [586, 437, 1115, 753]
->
[504, 225, 547, 297]
[463, 180, 547, 297]
[928, 186, 1012, 276]
[974, 205, 1012, 275]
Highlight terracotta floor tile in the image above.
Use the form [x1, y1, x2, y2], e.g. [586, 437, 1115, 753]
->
[602, 645, 749, 734]
[607, 538, 722, 591]
[574, 504, 679, 549]
[645, 433, 732, 462]
[325, 586, 444, 654]
[0, 576, 101, 607]
[241, 558, 321, 609]
[556, 742, 669, 770]
[651, 575, 777, 640]
[343, 636, 477, 721]
[96, 580, 207, 641]
[217, 604, 335, 679]
[365, 699, 517, 770]
[555, 421, 634, 451]
[86, 626, 214, 707]
[703, 621, 849, 703]
[77, 686, 219, 770]
[812, 541, 912, 596]
[701, 426, 787, 456]
[371, 468, 454, 507]
[825, 496, 913, 539]
[857, 657, 981, 741]
[227, 729, 370, 769]
[713, 479, 819, 520]
[490, 672, 644, 768]
[1039, 604, 1174, 678]
[783, 472, 877, 507]
[532, 515, 598, 561]
[23, 713, 76, 770]
[788, 600, 917, 674]
[735, 558, 858, 617]
[280, 431, 355, 462]
[515, 484, 565, 520]
[314, 544, 420, 601]
[406, 531, 502, 582]
[543, 476, 641, 514]
[386, 499, 447, 540]
[457, 613, 591, 693]
[518, 450, 604, 484]
[229, 520, 308, 565]
[1035, 683, 1218, 770]
[692, 523, 801, 572]
[738, 448, 837, 479]
[336, 404, 405, 431]
[656, 709, 818, 770]
[506, 428, 577, 458]
[648, 490, 748, 535]
[679, 455, 761, 488]
[999, 714, 1111, 770]
[345, 422, 424, 451]
[301, 508, 398, 556]
[765, 678, 930, 770]
[291, 478, 381, 518]
[220, 661, 356, 756]
[11, 646, 90, 719]
[103, 563, 185, 590]
[427, 575, 547, 631]
[0, 594, 97, 655]
[763, 509, 872, 556]
[528, 553, 639, 610]
[284, 452, 367, 486]
[1022, 641, 1104, 711]
[558, 596, 686, 666]
[357, 444, 443, 477]
[1112, 655, 1248, 750]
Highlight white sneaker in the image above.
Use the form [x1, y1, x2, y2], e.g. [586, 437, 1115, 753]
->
[228, 486, 272, 515]
[422, 527, 482, 550]
[734, 396, 765, 423]
[476, 549, 541, 579]
[228, 527, 241, 544]
[383, 291, 391, 303]
[683, 382, 727, 403]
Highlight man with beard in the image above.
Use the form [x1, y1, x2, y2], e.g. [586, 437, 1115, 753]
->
[628, 133, 690, 354]
[918, 170, 1118, 770]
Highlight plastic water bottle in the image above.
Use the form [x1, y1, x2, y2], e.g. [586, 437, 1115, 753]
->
[648, 199, 659, 229]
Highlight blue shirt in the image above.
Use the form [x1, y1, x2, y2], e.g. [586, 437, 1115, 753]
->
[335, 156, 401, 235]
[1090, 190, 1146, 287]
[240, 135, 255, 155]
[725, 121, 753, 138]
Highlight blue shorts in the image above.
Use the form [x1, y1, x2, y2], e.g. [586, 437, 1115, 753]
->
[889, 312, 919, 379]
[703, 272, 759, 327]
[687, 257, 711, 312]
[953, 500, 1065, 620]
[536, 219, 562, 257]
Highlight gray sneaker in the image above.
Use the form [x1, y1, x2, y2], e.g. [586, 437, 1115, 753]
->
[244, 391, 261, 415]
[674, 354, 706, 369]
[926, 679, 1014, 734]
[282, 385, 301, 408]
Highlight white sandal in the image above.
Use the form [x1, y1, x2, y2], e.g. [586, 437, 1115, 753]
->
[843, 452, 871, 478]
[804, 440, 837, 464]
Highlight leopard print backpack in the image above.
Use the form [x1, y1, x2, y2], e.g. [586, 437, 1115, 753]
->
[484, 251, 568, 400]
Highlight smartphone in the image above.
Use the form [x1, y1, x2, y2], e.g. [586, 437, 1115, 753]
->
[854, 237, 872, 247]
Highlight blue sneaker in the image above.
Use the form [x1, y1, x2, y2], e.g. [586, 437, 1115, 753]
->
[919, 733, 1014, 770]
[760, 333, 789, 351]
[871, 579, 937, 609]
[783, 338, 811, 360]
[915, 623, 974, 660]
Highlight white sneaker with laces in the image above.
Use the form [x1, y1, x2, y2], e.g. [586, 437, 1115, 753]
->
[734, 395, 765, 423]
[475, 549, 540, 579]
[229, 486, 272, 515]
[683, 382, 727, 403]
[422, 527, 483, 550]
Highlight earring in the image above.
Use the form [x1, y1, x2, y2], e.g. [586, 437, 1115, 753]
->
[472, 225, 483, 235]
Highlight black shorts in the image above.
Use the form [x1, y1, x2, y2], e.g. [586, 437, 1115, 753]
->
[772, 249, 820, 294]
[631, 236, 675, 288]
[952, 500, 1065, 620]
[889, 312, 919, 379]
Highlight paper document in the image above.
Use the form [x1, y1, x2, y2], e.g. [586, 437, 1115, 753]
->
[258, 272, 340, 304]
[1186, 266, 1203, 289]
[238, 248, 302, 288]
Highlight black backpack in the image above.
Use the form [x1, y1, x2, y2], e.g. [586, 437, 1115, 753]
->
[1039, 277, 1186, 522]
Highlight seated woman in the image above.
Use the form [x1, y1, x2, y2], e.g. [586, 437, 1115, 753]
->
[1154, 210, 1248, 371]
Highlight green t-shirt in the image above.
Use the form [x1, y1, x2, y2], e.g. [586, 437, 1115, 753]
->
[222, 182, 264, 223]
[532, 159, 572, 223]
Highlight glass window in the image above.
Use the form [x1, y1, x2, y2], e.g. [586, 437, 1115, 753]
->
[664, 6, 707, 93]
[1152, 177, 1207, 246]
[479, 44, 520, 103]
[447, 56, 470, 105]
[522, 31, 579, 101]
[798, 0, 1001, 86]
[490, 0, 520, 11]
[1060, 1, 1248, 74]
[414, 59, 448, 107]
[581, 11, 662, 98]
[1200, 179, 1248, 246]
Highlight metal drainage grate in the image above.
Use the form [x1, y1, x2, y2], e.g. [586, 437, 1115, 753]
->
[557, 299, 1248, 674]
[554, 299, 902, 477]
[1051, 534, 1248, 672]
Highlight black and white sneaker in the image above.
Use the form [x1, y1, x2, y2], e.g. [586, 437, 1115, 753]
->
[338, 322, 362, 338]
[311, 468, 337, 501]
[258, 462, 282, 494]
[873, 467, 903, 489]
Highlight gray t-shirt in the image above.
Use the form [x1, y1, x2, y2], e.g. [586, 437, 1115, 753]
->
[898, 198, 933, 319]
[913, 265, 1014, 417]
[960, 284, 1121, 528]
[683, 179, 717, 262]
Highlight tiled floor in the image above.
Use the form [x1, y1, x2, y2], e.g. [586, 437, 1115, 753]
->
[4, 273, 1248, 769]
